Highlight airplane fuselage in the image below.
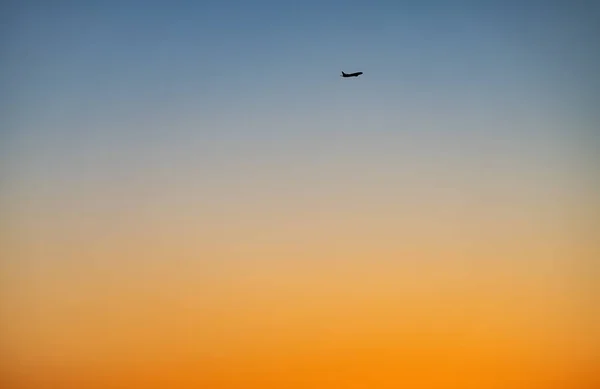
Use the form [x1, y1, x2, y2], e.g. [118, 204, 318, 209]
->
[341, 71, 363, 78]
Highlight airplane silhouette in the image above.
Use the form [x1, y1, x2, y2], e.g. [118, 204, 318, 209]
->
[341, 71, 363, 78]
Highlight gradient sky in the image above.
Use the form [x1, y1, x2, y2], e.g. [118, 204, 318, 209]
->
[2, 1, 599, 388]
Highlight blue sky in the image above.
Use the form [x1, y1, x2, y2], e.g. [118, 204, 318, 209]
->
[4, 2, 597, 118]
[2, 1, 598, 210]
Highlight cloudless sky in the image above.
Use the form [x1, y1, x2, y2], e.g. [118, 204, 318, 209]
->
[1, 1, 599, 387]
[3, 1, 598, 195]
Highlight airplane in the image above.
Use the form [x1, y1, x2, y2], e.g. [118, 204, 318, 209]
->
[341, 71, 363, 78]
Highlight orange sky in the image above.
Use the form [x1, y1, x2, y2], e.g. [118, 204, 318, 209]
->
[2, 182, 598, 388]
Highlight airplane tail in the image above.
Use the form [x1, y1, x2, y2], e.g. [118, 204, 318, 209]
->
[341, 71, 346, 77]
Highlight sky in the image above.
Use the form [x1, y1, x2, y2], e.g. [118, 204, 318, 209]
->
[1, 1, 599, 388]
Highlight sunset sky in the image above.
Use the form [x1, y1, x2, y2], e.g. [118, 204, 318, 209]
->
[2, 1, 599, 388]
